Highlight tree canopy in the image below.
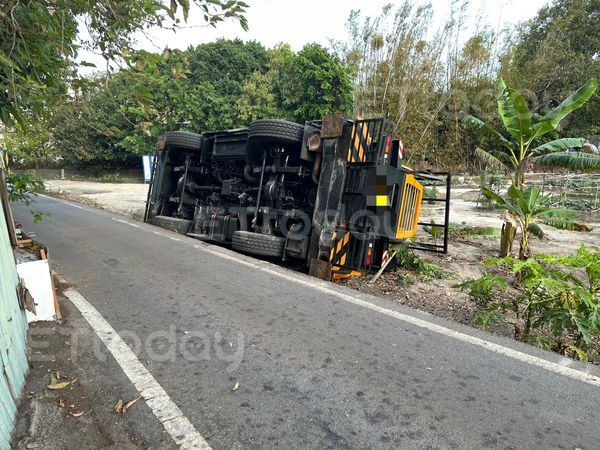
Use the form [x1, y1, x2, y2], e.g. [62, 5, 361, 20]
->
[30, 40, 353, 168]
[2, 0, 599, 174]
[501, 0, 600, 139]
[0, 0, 248, 126]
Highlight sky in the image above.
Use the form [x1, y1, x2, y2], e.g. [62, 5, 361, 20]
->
[78, 0, 550, 72]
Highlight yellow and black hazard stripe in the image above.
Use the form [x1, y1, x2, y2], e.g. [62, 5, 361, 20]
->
[347, 120, 372, 163]
[329, 231, 351, 266]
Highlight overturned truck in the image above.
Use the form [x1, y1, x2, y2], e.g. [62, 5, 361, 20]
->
[144, 115, 449, 280]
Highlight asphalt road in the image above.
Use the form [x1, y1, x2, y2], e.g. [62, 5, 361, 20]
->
[13, 196, 600, 449]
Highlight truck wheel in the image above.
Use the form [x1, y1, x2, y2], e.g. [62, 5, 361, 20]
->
[248, 120, 304, 147]
[165, 131, 203, 151]
[232, 231, 286, 258]
[151, 215, 192, 234]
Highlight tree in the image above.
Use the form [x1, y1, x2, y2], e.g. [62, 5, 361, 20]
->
[340, 1, 502, 169]
[234, 71, 280, 123]
[465, 78, 599, 188]
[501, 0, 600, 140]
[466, 78, 598, 258]
[3, 119, 58, 168]
[482, 185, 585, 260]
[281, 44, 353, 123]
[185, 39, 270, 129]
[52, 82, 143, 170]
[0, 0, 249, 127]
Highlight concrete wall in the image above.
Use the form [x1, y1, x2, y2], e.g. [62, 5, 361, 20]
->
[0, 200, 28, 449]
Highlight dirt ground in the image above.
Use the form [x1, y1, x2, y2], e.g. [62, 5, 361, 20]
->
[344, 184, 599, 336]
[42, 178, 600, 350]
[44, 180, 149, 220]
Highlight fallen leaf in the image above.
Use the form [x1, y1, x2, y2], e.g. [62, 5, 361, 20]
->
[25, 443, 39, 449]
[232, 381, 239, 391]
[70, 411, 84, 417]
[58, 399, 65, 408]
[47, 377, 78, 390]
[123, 396, 142, 414]
[114, 399, 124, 414]
[56, 371, 61, 380]
[49, 373, 58, 385]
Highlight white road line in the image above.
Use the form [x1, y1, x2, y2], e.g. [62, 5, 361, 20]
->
[38, 194, 98, 213]
[48, 199, 600, 388]
[63, 288, 211, 449]
[198, 245, 600, 387]
[112, 218, 142, 228]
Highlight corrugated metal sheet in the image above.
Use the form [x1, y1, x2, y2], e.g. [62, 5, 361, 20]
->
[0, 200, 28, 450]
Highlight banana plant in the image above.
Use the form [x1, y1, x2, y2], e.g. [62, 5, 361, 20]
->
[482, 185, 585, 260]
[465, 78, 599, 188]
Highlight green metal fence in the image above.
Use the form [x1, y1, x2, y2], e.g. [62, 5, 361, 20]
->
[0, 200, 28, 449]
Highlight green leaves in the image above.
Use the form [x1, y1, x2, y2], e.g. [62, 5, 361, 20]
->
[0, 0, 250, 129]
[507, 184, 540, 215]
[482, 183, 586, 259]
[6, 173, 45, 205]
[530, 138, 584, 156]
[481, 186, 512, 211]
[463, 115, 514, 150]
[455, 273, 507, 308]
[535, 152, 600, 172]
[469, 78, 599, 186]
[532, 78, 599, 139]
[458, 248, 600, 359]
[5, 172, 47, 223]
[527, 223, 544, 238]
[496, 78, 533, 145]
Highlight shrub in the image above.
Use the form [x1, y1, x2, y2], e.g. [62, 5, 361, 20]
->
[423, 186, 439, 204]
[393, 245, 452, 281]
[456, 246, 600, 361]
[99, 172, 122, 183]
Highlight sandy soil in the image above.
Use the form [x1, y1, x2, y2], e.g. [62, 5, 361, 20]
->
[428, 187, 600, 255]
[44, 180, 149, 219]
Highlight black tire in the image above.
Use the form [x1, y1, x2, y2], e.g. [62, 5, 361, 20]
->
[165, 131, 203, 151]
[151, 215, 192, 234]
[248, 120, 305, 147]
[232, 231, 286, 258]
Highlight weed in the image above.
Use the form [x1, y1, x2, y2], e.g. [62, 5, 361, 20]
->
[448, 223, 500, 238]
[455, 273, 507, 308]
[423, 185, 440, 204]
[99, 172, 122, 183]
[393, 245, 452, 281]
[423, 219, 443, 244]
[456, 246, 600, 361]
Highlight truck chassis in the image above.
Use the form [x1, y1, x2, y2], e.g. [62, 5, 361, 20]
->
[144, 115, 450, 280]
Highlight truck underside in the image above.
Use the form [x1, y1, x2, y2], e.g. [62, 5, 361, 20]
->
[144, 115, 449, 280]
